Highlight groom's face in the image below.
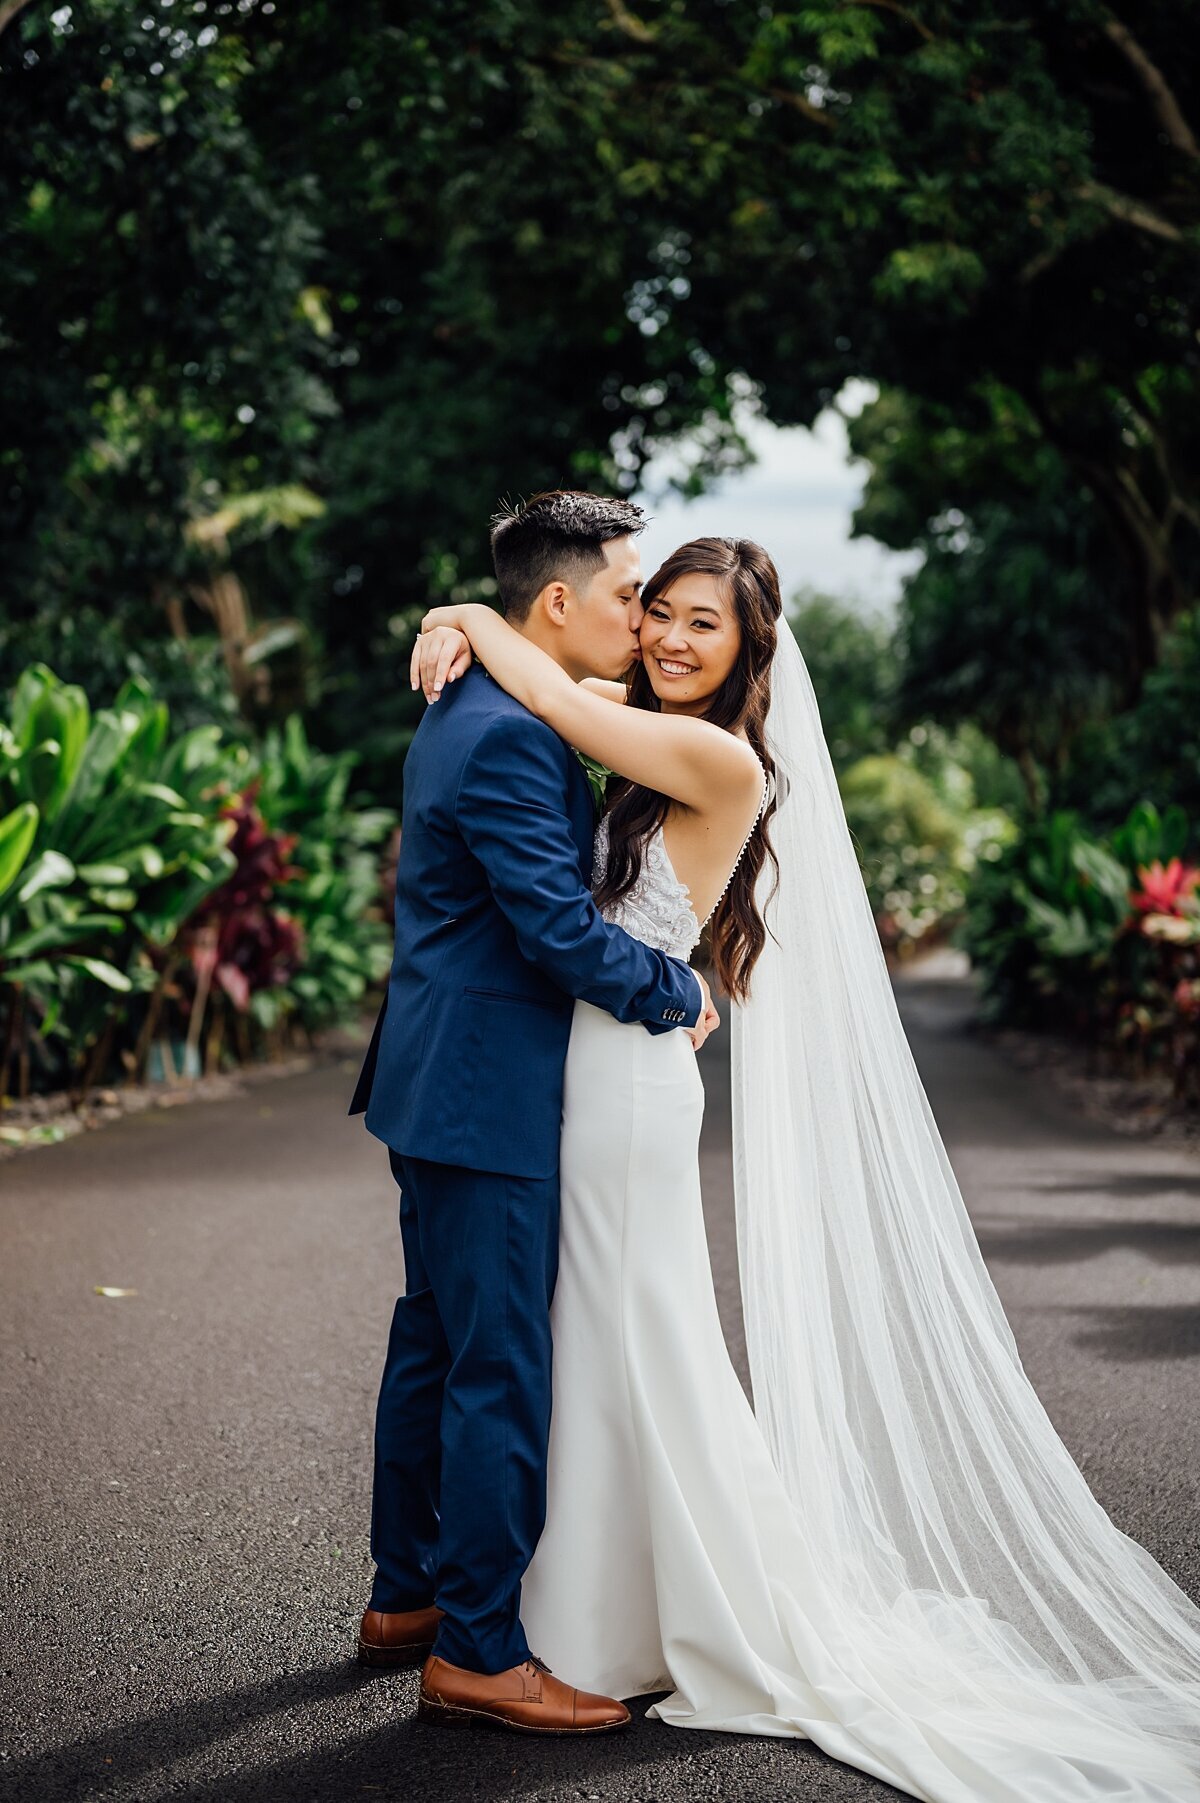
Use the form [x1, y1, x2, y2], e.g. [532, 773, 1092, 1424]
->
[565, 536, 645, 682]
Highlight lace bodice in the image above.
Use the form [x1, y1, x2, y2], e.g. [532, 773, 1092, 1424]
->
[591, 779, 769, 960]
[593, 818, 702, 959]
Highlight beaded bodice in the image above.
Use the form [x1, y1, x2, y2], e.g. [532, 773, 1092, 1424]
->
[591, 778, 770, 960]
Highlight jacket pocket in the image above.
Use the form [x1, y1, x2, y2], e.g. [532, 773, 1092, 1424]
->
[462, 986, 561, 1013]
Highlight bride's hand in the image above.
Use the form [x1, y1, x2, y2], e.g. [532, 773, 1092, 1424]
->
[687, 973, 720, 1050]
[411, 625, 473, 702]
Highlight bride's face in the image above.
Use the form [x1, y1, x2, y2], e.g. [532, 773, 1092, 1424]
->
[638, 572, 741, 715]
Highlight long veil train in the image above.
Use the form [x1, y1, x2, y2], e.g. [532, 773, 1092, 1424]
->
[732, 624, 1200, 1801]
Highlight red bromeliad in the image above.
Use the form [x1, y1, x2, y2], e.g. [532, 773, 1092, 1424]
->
[1129, 858, 1200, 919]
[184, 787, 304, 1011]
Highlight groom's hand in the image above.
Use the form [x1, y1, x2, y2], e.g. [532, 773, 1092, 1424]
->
[687, 973, 720, 1050]
[411, 626, 473, 702]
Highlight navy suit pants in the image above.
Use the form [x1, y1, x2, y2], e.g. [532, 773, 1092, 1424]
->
[368, 1150, 559, 1674]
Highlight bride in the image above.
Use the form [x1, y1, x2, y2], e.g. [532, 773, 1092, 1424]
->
[416, 537, 1200, 1803]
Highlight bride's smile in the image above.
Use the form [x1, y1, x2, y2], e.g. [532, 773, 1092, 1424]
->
[639, 570, 742, 716]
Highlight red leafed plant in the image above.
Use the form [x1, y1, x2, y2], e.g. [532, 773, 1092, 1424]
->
[1129, 858, 1200, 918]
[183, 786, 304, 1011]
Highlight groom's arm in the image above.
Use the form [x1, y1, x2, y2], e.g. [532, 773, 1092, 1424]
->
[456, 714, 702, 1034]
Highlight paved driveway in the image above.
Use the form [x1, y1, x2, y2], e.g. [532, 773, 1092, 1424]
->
[1, 969, 1197, 1802]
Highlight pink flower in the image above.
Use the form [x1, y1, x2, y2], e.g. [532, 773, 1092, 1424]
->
[1129, 858, 1200, 918]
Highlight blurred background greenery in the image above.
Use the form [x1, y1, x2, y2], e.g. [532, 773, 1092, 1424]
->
[1, 0, 1198, 1109]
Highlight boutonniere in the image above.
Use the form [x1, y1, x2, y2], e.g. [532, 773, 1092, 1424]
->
[574, 750, 614, 816]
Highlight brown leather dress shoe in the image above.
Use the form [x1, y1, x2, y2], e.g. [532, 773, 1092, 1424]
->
[357, 1603, 444, 1669]
[417, 1652, 630, 1735]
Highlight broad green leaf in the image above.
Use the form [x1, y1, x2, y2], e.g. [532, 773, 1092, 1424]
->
[0, 802, 39, 900]
[76, 863, 131, 886]
[1, 912, 124, 960]
[132, 781, 188, 808]
[61, 955, 133, 992]
[0, 959, 57, 989]
[15, 849, 75, 905]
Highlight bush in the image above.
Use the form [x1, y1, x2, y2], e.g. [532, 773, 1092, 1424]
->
[0, 664, 396, 1099]
[840, 725, 1016, 953]
[236, 716, 395, 1037]
[0, 665, 243, 1095]
[963, 802, 1200, 1101]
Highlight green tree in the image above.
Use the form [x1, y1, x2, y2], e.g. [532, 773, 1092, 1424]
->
[789, 590, 895, 772]
[4, 0, 1197, 764]
[0, 1, 330, 676]
[850, 387, 1133, 803]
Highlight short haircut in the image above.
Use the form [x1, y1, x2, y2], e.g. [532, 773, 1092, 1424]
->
[489, 490, 646, 622]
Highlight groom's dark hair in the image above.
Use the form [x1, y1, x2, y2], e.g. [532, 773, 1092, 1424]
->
[490, 490, 646, 622]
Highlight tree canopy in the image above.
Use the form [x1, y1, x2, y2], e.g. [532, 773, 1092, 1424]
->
[2, 0, 1197, 773]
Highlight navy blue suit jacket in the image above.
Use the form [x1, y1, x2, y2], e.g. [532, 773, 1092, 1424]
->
[349, 665, 701, 1179]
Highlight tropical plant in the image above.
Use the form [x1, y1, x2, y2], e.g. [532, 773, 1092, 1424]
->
[251, 715, 395, 1035]
[0, 664, 243, 1095]
[962, 810, 1132, 1026]
[1, 660, 397, 1100]
[964, 801, 1200, 1102]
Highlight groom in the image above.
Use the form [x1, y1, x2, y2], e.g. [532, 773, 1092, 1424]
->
[349, 491, 715, 1734]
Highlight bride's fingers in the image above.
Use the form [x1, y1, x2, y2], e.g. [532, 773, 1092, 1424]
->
[410, 633, 423, 692]
[433, 636, 458, 697]
[421, 631, 448, 701]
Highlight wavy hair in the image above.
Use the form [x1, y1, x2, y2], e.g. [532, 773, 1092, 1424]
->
[593, 537, 781, 1001]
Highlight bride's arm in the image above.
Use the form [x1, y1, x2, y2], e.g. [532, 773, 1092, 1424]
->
[579, 677, 627, 703]
[411, 635, 625, 707]
[420, 603, 762, 813]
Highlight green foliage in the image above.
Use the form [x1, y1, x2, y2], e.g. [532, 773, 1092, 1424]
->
[840, 728, 1015, 951]
[4, 1, 1197, 755]
[1058, 611, 1200, 827]
[1, 0, 331, 674]
[252, 715, 395, 1032]
[963, 804, 1175, 1020]
[964, 802, 1200, 1097]
[789, 593, 895, 773]
[0, 662, 395, 1099]
[0, 663, 242, 1089]
[790, 593, 1021, 947]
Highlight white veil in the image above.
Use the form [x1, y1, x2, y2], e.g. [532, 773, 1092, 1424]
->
[732, 624, 1200, 1800]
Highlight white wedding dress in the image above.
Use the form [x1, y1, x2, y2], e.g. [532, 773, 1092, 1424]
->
[520, 805, 1200, 1803]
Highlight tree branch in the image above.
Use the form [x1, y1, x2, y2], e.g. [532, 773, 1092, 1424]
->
[1078, 181, 1183, 241]
[603, 0, 656, 45]
[1103, 15, 1199, 161]
[841, 0, 935, 43]
[0, 0, 36, 38]
[766, 86, 839, 132]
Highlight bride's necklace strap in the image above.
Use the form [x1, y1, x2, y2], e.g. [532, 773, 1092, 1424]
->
[700, 772, 771, 931]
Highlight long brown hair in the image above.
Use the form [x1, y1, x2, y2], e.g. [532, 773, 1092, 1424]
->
[594, 537, 781, 1001]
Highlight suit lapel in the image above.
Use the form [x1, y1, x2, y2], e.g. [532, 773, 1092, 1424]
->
[565, 753, 596, 879]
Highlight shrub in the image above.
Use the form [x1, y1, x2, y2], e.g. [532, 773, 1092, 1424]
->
[840, 726, 1015, 953]
[0, 664, 396, 1099]
[964, 802, 1200, 1102]
[0, 665, 241, 1096]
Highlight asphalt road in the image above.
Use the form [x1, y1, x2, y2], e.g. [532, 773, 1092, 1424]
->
[2, 966, 1199, 1803]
